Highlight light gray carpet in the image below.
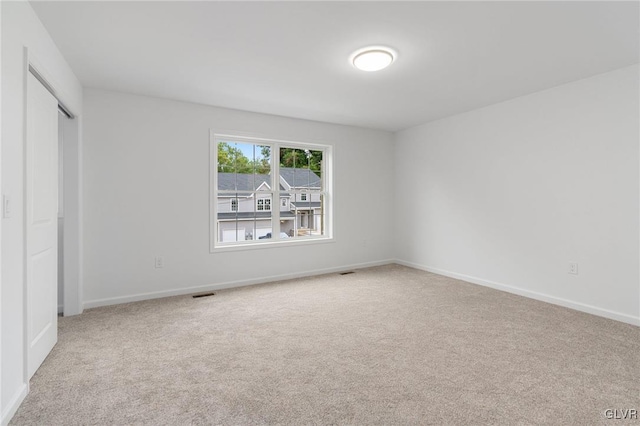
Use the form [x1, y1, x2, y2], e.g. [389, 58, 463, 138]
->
[10, 264, 640, 425]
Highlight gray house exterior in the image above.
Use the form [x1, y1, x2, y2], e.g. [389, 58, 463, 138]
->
[217, 168, 323, 242]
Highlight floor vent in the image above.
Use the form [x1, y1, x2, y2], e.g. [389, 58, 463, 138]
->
[340, 271, 355, 275]
[192, 292, 216, 298]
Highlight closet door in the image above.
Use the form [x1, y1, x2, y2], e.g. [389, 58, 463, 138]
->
[26, 71, 59, 378]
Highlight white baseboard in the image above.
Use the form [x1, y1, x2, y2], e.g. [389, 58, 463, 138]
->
[83, 259, 395, 310]
[394, 259, 640, 327]
[1, 383, 27, 426]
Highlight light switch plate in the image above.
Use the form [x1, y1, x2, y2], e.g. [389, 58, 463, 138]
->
[2, 195, 11, 218]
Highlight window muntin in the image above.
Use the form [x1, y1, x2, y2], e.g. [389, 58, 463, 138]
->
[231, 199, 238, 212]
[212, 135, 331, 249]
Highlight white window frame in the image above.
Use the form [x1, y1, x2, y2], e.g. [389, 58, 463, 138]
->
[231, 198, 238, 212]
[256, 198, 271, 211]
[210, 132, 333, 251]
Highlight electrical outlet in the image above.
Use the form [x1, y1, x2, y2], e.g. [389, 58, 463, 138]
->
[568, 262, 578, 275]
[155, 256, 164, 268]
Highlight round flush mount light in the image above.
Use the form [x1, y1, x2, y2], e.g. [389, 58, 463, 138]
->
[351, 46, 396, 72]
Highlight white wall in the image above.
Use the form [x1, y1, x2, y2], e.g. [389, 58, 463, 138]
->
[82, 89, 394, 307]
[394, 65, 640, 325]
[1, 2, 82, 422]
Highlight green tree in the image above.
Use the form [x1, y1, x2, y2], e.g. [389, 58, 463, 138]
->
[217, 142, 252, 173]
[218, 143, 321, 175]
[260, 147, 322, 172]
[253, 146, 270, 174]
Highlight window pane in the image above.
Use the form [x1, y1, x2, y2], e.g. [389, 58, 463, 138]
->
[287, 194, 325, 239]
[308, 149, 323, 181]
[279, 147, 323, 191]
[217, 216, 274, 243]
[254, 145, 271, 174]
[291, 214, 325, 238]
[218, 142, 271, 190]
[290, 193, 323, 211]
[216, 192, 272, 243]
[246, 217, 273, 241]
[218, 225, 245, 243]
[217, 192, 251, 216]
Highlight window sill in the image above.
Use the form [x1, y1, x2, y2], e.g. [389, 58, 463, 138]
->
[211, 236, 335, 253]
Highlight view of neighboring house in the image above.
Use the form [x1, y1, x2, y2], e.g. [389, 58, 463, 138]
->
[217, 168, 323, 242]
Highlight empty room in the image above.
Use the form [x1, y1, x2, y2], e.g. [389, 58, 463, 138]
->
[1, 1, 639, 424]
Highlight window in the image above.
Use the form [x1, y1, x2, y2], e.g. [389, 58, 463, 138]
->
[211, 133, 332, 249]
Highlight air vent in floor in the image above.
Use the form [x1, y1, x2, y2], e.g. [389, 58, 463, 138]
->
[192, 292, 216, 298]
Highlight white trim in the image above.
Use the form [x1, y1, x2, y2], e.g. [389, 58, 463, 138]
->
[213, 131, 332, 150]
[61, 102, 83, 317]
[395, 259, 640, 327]
[255, 181, 271, 191]
[213, 234, 334, 252]
[269, 143, 280, 232]
[209, 130, 216, 252]
[217, 217, 294, 223]
[20, 46, 30, 413]
[0, 5, 3, 416]
[279, 174, 291, 191]
[1, 383, 27, 426]
[83, 259, 394, 310]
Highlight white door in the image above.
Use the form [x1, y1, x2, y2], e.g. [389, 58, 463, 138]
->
[26, 72, 59, 378]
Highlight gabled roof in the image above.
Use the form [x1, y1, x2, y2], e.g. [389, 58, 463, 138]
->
[217, 173, 285, 192]
[218, 168, 320, 191]
[279, 168, 321, 188]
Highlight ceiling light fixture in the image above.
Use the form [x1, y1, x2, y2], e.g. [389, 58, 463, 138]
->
[351, 46, 396, 72]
